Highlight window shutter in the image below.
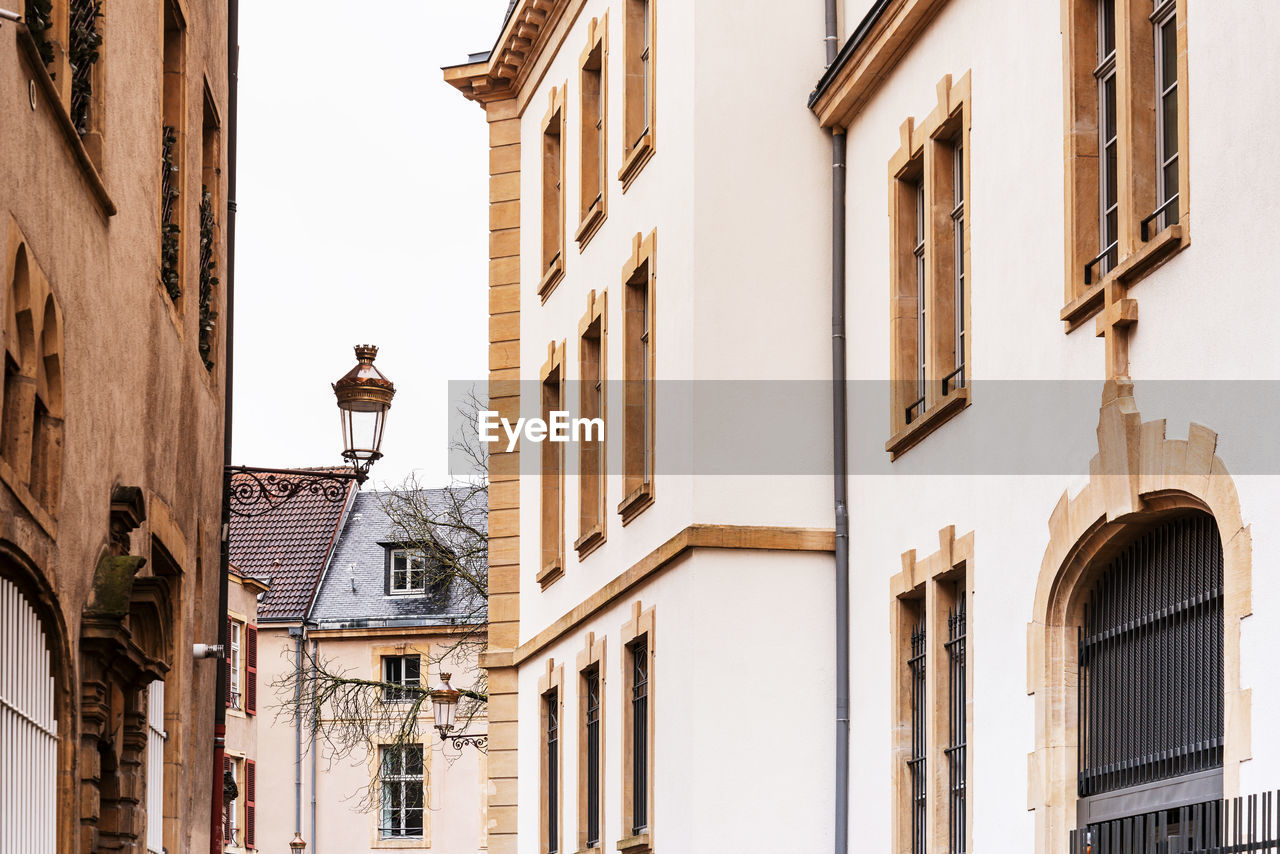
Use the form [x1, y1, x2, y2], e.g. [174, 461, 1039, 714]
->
[245, 759, 256, 848]
[224, 616, 232, 708]
[245, 624, 258, 715]
[223, 756, 233, 841]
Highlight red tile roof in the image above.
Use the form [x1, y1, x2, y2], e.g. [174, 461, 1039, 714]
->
[227, 467, 356, 620]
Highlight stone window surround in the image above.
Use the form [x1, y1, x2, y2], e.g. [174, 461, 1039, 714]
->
[618, 231, 656, 526]
[575, 289, 607, 559]
[1059, 0, 1190, 331]
[539, 340, 567, 588]
[890, 526, 975, 854]
[576, 631, 607, 853]
[618, 601, 654, 854]
[369, 738, 432, 850]
[886, 73, 972, 460]
[618, 0, 655, 192]
[540, 84, 568, 302]
[539, 659, 565, 854]
[576, 15, 609, 251]
[1, 221, 64, 538]
[1026, 404, 1251, 854]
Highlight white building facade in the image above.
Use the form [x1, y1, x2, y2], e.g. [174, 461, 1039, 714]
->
[448, 0, 1280, 851]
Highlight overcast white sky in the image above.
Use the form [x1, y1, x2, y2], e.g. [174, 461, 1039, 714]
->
[232, 1, 511, 489]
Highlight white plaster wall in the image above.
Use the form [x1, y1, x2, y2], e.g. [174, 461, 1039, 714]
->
[836, 0, 1280, 848]
[515, 549, 834, 853]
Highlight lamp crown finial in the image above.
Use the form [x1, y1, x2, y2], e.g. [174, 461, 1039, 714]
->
[354, 344, 379, 364]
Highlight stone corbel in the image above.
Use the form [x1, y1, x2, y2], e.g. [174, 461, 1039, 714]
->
[1096, 378, 1144, 520]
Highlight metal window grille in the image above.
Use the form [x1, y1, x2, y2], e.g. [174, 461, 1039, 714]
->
[631, 637, 650, 835]
[547, 692, 560, 854]
[1147, 0, 1179, 238]
[945, 591, 967, 854]
[146, 680, 167, 854]
[1094, 0, 1120, 278]
[949, 143, 966, 394]
[197, 187, 218, 371]
[1068, 793, 1280, 853]
[68, 0, 102, 136]
[1077, 513, 1223, 799]
[379, 745, 425, 838]
[0, 576, 58, 854]
[908, 618, 927, 854]
[159, 126, 181, 302]
[586, 668, 601, 848]
[382, 655, 422, 703]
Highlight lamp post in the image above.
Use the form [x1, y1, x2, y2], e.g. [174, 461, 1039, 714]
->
[212, 345, 396, 853]
[429, 673, 488, 751]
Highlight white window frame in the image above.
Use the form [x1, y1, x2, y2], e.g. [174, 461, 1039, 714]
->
[389, 549, 428, 596]
[379, 744, 426, 839]
[381, 654, 422, 703]
[229, 619, 242, 710]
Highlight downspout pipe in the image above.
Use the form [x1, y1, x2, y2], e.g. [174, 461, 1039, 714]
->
[290, 625, 305, 838]
[311, 638, 319, 853]
[824, 2, 850, 854]
[212, 1, 239, 851]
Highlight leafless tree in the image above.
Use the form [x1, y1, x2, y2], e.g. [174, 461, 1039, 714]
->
[272, 393, 490, 805]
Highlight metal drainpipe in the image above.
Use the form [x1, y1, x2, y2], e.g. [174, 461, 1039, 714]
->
[291, 626, 305, 839]
[824, 2, 850, 853]
[311, 638, 319, 854]
[212, 1, 239, 851]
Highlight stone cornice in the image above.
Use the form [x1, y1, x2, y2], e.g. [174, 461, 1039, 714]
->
[443, 0, 575, 105]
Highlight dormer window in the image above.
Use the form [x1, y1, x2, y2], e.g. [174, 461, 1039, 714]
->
[389, 549, 428, 596]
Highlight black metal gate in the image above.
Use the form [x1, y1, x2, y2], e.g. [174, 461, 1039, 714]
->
[1078, 512, 1224, 799]
[1069, 794, 1280, 852]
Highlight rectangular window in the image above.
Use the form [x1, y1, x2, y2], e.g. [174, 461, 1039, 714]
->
[577, 293, 606, 557]
[584, 667, 602, 849]
[159, 0, 186, 308]
[228, 618, 242, 711]
[619, 0, 655, 189]
[1152, 0, 1179, 233]
[908, 618, 926, 854]
[382, 655, 422, 703]
[619, 232, 656, 524]
[379, 745, 425, 839]
[224, 755, 241, 846]
[1095, 0, 1119, 278]
[146, 680, 166, 854]
[390, 549, 428, 595]
[199, 88, 221, 372]
[577, 17, 608, 247]
[546, 692, 561, 854]
[1062, 0, 1188, 313]
[887, 76, 971, 456]
[539, 343, 565, 587]
[949, 143, 966, 395]
[540, 87, 566, 300]
[945, 589, 967, 854]
[628, 637, 649, 836]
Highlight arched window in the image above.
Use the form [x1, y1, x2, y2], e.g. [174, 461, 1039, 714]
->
[0, 573, 59, 854]
[30, 295, 63, 511]
[1076, 510, 1223, 823]
[2, 245, 35, 476]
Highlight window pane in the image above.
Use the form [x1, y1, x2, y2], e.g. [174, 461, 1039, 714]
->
[1161, 18, 1177, 89]
[1099, 0, 1116, 57]
[1163, 159, 1179, 201]
[1105, 142, 1118, 211]
[405, 745, 424, 777]
[1103, 76, 1117, 142]
[404, 656, 420, 686]
[1162, 90, 1179, 160]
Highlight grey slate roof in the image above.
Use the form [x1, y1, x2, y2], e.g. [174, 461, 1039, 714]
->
[307, 489, 487, 628]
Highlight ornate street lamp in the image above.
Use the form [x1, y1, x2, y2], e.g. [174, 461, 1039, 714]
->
[332, 344, 396, 485]
[430, 673, 488, 751]
[224, 345, 395, 517]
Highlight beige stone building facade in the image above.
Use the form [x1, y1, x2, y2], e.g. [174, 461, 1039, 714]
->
[0, 1, 232, 852]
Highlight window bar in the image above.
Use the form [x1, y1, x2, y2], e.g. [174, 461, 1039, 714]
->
[945, 590, 967, 854]
[907, 618, 926, 854]
[586, 669, 601, 849]
[547, 693, 559, 853]
[631, 639, 649, 835]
